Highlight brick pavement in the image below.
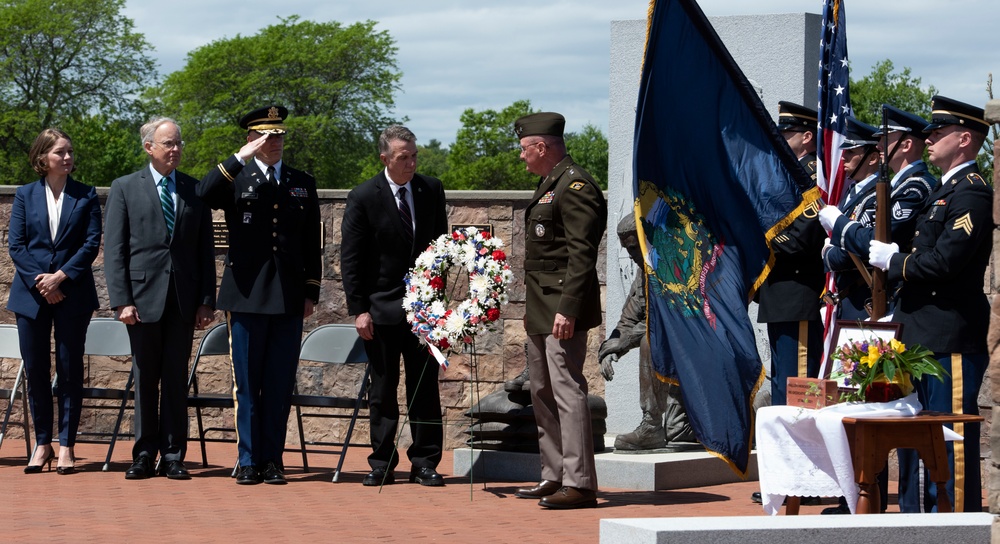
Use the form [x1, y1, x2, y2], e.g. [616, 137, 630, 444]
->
[1, 440, 983, 543]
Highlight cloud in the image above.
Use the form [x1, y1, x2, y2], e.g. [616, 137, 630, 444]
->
[125, 0, 996, 146]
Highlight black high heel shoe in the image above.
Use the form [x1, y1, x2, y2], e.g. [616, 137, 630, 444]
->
[56, 448, 77, 475]
[24, 450, 55, 474]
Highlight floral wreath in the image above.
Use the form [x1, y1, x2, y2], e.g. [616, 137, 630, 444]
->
[403, 227, 512, 363]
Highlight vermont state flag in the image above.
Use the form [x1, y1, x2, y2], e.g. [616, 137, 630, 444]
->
[633, 0, 819, 476]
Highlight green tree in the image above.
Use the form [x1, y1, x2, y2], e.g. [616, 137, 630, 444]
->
[446, 100, 537, 190]
[62, 114, 147, 186]
[565, 123, 609, 189]
[149, 16, 401, 188]
[0, 0, 155, 184]
[417, 139, 450, 180]
[850, 60, 936, 127]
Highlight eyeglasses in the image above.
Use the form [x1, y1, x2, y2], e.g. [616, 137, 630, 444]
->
[520, 141, 545, 152]
[154, 140, 185, 149]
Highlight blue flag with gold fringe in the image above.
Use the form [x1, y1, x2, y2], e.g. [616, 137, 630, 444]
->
[634, 0, 819, 476]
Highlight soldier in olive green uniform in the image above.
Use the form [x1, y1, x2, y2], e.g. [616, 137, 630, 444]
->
[511, 112, 606, 510]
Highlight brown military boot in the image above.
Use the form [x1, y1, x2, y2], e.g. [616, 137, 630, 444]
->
[613, 416, 666, 451]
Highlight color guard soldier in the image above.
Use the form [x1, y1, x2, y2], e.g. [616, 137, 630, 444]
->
[818, 116, 880, 319]
[870, 95, 993, 512]
[756, 101, 825, 407]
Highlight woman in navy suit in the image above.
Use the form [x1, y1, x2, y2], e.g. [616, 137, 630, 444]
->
[7, 128, 101, 474]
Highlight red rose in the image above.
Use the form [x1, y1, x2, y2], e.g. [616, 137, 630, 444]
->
[486, 308, 500, 321]
[481, 231, 492, 240]
[439, 338, 450, 349]
[492, 250, 506, 261]
[429, 277, 444, 290]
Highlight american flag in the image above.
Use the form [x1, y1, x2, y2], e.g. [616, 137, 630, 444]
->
[817, 0, 853, 372]
[817, 0, 852, 204]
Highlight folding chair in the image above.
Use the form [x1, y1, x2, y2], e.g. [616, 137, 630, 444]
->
[289, 324, 370, 482]
[185, 323, 235, 467]
[74, 317, 134, 471]
[0, 324, 31, 459]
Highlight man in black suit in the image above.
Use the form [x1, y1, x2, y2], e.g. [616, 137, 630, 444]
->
[870, 96, 993, 512]
[341, 125, 448, 487]
[197, 106, 322, 485]
[104, 117, 216, 480]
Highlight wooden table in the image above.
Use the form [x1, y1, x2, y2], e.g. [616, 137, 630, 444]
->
[786, 411, 983, 514]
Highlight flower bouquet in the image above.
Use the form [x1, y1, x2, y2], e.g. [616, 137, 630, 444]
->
[829, 333, 948, 403]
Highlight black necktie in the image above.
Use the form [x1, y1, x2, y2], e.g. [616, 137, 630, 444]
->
[398, 186, 413, 246]
[266, 166, 276, 186]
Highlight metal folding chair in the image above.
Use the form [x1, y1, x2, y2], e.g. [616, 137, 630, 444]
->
[73, 317, 134, 471]
[185, 323, 235, 467]
[289, 324, 370, 482]
[0, 324, 31, 459]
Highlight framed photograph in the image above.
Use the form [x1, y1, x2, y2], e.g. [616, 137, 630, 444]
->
[825, 320, 903, 379]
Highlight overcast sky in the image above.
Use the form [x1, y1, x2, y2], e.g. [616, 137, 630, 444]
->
[124, 0, 996, 146]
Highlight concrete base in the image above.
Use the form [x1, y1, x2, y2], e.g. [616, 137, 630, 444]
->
[600, 513, 993, 544]
[452, 442, 758, 491]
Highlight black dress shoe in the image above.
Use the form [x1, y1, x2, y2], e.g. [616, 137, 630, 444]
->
[362, 467, 394, 487]
[515, 480, 562, 499]
[125, 456, 154, 480]
[262, 462, 287, 485]
[751, 492, 819, 506]
[409, 467, 444, 487]
[236, 465, 261, 485]
[159, 460, 191, 480]
[539, 486, 598, 509]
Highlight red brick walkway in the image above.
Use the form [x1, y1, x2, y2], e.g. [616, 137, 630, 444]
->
[1, 440, 982, 542]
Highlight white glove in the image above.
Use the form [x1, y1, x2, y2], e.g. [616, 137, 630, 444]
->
[818, 205, 842, 233]
[868, 240, 899, 271]
[821, 237, 833, 260]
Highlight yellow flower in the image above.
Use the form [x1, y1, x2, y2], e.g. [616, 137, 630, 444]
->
[890, 338, 905, 353]
[859, 345, 879, 367]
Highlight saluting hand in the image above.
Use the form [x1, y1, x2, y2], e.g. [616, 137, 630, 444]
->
[236, 134, 271, 162]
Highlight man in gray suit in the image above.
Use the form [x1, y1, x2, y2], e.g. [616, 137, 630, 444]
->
[104, 117, 216, 480]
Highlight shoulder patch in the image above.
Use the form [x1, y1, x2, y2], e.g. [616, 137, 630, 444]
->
[967, 172, 986, 186]
[569, 181, 585, 191]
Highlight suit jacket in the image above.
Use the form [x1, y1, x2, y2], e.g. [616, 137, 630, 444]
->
[523, 156, 606, 335]
[198, 155, 321, 314]
[7, 177, 101, 318]
[341, 171, 448, 325]
[104, 166, 216, 322]
[887, 163, 993, 353]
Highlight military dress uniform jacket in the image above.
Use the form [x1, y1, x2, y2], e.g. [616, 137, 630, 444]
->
[524, 156, 607, 336]
[824, 176, 877, 316]
[197, 155, 321, 314]
[830, 162, 936, 256]
[757, 155, 825, 323]
[886, 164, 993, 353]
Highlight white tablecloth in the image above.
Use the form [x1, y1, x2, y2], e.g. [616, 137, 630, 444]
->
[755, 394, 940, 515]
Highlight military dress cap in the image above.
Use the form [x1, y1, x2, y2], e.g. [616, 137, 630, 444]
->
[840, 116, 878, 150]
[776, 101, 818, 132]
[872, 104, 928, 136]
[514, 112, 565, 138]
[239, 105, 288, 134]
[924, 95, 989, 135]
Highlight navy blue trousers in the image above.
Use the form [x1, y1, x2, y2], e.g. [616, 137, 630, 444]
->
[228, 311, 302, 468]
[766, 320, 822, 406]
[16, 308, 90, 447]
[897, 352, 987, 513]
